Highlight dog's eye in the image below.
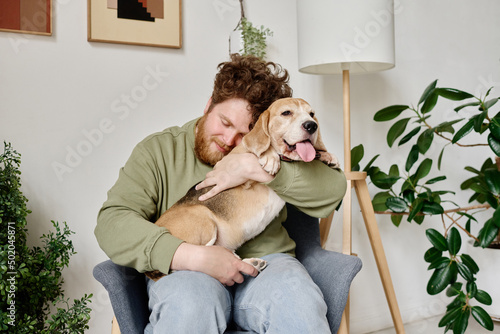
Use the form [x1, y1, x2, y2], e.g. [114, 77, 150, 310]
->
[309, 112, 315, 118]
[281, 110, 292, 116]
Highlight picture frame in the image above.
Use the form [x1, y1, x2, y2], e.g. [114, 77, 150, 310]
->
[0, 0, 52, 36]
[87, 0, 182, 49]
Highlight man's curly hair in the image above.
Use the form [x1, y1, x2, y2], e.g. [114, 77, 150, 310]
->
[209, 54, 293, 127]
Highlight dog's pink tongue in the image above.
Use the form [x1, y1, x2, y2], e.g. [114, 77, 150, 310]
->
[295, 141, 316, 162]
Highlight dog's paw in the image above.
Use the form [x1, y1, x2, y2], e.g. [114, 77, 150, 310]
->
[243, 258, 268, 272]
[318, 151, 340, 169]
[259, 155, 281, 175]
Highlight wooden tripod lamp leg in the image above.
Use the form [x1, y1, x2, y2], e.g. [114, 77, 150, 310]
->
[354, 179, 405, 334]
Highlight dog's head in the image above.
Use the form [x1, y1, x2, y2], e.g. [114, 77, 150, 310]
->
[243, 98, 326, 162]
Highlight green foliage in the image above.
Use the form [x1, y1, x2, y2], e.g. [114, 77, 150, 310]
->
[355, 81, 500, 333]
[238, 17, 273, 60]
[0, 142, 92, 333]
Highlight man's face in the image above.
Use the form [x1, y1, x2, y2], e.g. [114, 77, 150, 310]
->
[195, 98, 252, 165]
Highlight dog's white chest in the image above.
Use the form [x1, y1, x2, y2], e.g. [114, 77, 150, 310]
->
[242, 185, 285, 241]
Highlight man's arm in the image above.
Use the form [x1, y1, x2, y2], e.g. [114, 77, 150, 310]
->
[195, 152, 274, 201]
[96, 139, 259, 283]
[95, 143, 185, 274]
[196, 152, 346, 218]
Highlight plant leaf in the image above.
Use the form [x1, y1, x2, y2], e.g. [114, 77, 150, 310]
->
[425, 176, 446, 185]
[460, 254, 479, 274]
[351, 144, 364, 171]
[438, 306, 462, 328]
[372, 191, 392, 212]
[385, 197, 408, 213]
[421, 91, 439, 114]
[408, 197, 424, 222]
[446, 282, 463, 297]
[390, 214, 403, 227]
[483, 97, 499, 111]
[421, 201, 444, 215]
[362, 154, 380, 172]
[414, 158, 433, 183]
[454, 101, 480, 112]
[437, 146, 446, 170]
[419, 79, 438, 105]
[477, 218, 500, 248]
[387, 118, 411, 147]
[427, 262, 456, 295]
[457, 262, 473, 282]
[426, 228, 448, 251]
[436, 87, 474, 101]
[471, 306, 494, 331]
[452, 307, 470, 334]
[447, 227, 462, 256]
[428, 257, 451, 270]
[417, 129, 434, 154]
[452, 119, 474, 144]
[424, 247, 442, 263]
[485, 168, 500, 195]
[405, 145, 420, 172]
[398, 126, 421, 147]
[490, 113, 500, 139]
[487, 133, 500, 156]
[475, 289, 492, 305]
[374, 105, 409, 122]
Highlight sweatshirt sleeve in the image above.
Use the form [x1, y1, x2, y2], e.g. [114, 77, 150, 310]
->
[95, 141, 184, 274]
[265, 160, 347, 218]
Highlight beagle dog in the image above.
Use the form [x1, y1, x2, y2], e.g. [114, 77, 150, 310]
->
[146, 98, 339, 280]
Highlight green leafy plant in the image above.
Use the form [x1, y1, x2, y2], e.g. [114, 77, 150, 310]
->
[353, 80, 499, 333]
[230, 0, 273, 59]
[0, 142, 92, 333]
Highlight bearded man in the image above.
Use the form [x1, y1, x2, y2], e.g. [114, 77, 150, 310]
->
[95, 54, 346, 333]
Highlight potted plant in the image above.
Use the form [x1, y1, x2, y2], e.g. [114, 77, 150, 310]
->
[0, 142, 93, 333]
[229, 0, 273, 59]
[352, 80, 499, 333]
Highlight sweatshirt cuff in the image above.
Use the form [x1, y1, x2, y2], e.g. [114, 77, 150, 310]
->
[149, 232, 185, 275]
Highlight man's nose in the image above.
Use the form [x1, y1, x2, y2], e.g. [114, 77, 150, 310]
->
[224, 130, 240, 147]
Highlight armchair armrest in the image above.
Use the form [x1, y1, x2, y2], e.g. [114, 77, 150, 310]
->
[93, 260, 149, 334]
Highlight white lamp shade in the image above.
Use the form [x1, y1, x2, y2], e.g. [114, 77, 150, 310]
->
[297, 0, 395, 74]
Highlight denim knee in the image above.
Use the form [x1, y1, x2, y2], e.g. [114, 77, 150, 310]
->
[146, 271, 232, 333]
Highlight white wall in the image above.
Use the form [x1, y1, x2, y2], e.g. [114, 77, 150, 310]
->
[1, 1, 499, 333]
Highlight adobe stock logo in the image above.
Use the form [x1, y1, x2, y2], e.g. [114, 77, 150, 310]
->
[51, 65, 169, 182]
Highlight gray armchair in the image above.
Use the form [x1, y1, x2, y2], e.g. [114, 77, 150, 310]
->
[93, 204, 362, 334]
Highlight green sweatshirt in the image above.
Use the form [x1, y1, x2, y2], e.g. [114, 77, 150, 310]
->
[95, 118, 347, 275]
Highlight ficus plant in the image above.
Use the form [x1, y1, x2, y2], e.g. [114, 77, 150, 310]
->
[352, 80, 499, 333]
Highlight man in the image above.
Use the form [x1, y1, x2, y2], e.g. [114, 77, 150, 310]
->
[95, 54, 347, 333]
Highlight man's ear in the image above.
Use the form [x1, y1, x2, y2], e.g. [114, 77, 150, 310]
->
[203, 97, 213, 114]
[242, 109, 271, 157]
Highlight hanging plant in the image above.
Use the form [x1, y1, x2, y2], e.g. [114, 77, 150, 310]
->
[229, 0, 273, 59]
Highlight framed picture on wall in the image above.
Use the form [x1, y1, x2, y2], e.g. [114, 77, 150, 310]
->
[0, 0, 52, 35]
[87, 0, 182, 48]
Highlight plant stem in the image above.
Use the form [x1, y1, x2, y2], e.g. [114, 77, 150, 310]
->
[375, 203, 490, 216]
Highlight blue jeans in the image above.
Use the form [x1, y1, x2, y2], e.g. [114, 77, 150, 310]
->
[144, 253, 331, 334]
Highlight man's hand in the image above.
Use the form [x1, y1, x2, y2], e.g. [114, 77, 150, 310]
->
[196, 152, 274, 201]
[171, 243, 258, 286]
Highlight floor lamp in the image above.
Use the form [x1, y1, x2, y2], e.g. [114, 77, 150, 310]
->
[297, 1, 405, 333]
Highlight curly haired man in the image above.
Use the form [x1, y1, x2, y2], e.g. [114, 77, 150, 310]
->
[95, 54, 346, 333]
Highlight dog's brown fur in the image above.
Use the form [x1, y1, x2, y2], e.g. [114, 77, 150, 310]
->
[146, 98, 339, 280]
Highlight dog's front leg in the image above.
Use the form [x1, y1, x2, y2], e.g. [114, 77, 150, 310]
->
[258, 149, 281, 175]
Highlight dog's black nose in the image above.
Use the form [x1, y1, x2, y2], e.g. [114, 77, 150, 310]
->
[302, 121, 318, 134]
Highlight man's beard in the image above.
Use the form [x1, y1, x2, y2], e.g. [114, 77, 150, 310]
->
[194, 115, 229, 166]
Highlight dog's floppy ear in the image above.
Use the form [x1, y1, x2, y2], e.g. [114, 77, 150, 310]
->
[242, 109, 271, 157]
[312, 119, 329, 153]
